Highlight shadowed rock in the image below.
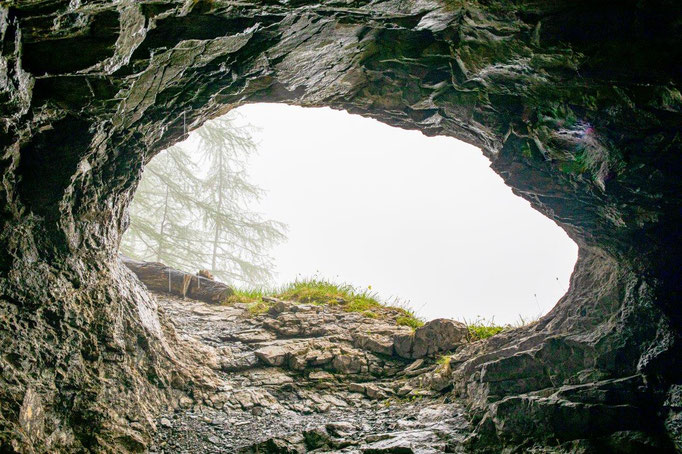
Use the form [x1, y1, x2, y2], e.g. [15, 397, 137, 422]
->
[394, 319, 468, 359]
[1, 0, 681, 452]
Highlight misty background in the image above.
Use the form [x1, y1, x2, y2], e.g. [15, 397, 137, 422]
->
[171, 103, 577, 324]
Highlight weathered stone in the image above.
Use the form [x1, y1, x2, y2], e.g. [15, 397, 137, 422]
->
[254, 345, 290, 367]
[326, 422, 356, 437]
[353, 332, 395, 356]
[332, 353, 368, 375]
[159, 418, 172, 429]
[361, 429, 446, 453]
[308, 371, 335, 381]
[233, 329, 277, 344]
[394, 319, 467, 359]
[1, 1, 681, 452]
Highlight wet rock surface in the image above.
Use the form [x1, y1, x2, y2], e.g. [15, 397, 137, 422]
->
[1, 0, 681, 452]
[149, 294, 469, 453]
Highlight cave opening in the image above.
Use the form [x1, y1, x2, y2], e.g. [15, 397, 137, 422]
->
[121, 102, 578, 325]
[2, 1, 680, 452]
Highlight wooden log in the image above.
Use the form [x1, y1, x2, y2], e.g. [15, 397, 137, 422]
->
[120, 255, 233, 304]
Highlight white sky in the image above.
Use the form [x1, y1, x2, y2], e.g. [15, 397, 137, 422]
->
[186, 103, 578, 325]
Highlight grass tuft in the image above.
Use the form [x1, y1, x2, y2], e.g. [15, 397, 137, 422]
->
[436, 354, 452, 371]
[467, 323, 505, 341]
[226, 288, 264, 305]
[362, 310, 378, 319]
[463, 315, 541, 342]
[226, 278, 423, 325]
[396, 315, 424, 329]
[246, 301, 271, 316]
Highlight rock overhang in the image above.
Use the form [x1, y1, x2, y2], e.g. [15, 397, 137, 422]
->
[1, 0, 681, 452]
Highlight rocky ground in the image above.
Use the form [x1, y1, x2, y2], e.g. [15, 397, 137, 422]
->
[149, 294, 472, 453]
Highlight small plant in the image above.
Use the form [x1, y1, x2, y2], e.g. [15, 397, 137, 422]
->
[225, 288, 264, 305]
[396, 315, 424, 330]
[436, 355, 452, 367]
[246, 301, 271, 316]
[362, 310, 378, 319]
[463, 316, 506, 342]
[462, 314, 541, 342]
[468, 323, 505, 341]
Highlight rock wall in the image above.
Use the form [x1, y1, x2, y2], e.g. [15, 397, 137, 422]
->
[1, 0, 680, 452]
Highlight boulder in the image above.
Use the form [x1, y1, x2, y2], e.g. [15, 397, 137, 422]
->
[394, 319, 467, 359]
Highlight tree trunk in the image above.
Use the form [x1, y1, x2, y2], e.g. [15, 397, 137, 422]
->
[121, 256, 234, 304]
[156, 184, 170, 262]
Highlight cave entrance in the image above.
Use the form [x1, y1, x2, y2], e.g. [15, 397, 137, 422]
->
[122, 103, 577, 326]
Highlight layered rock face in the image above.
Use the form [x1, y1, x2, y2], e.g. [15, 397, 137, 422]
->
[151, 291, 470, 453]
[1, 0, 681, 452]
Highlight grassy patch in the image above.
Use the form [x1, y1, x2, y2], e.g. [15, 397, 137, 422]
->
[362, 310, 378, 319]
[227, 278, 423, 325]
[226, 288, 264, 305]
[436, 354, 452, 373]
[278, 279, 353, 305]
[463, 315, 541, 342]
[396, 315, 424, 329]
[467, 323, 505, 341]
[246, 301, 271, 316]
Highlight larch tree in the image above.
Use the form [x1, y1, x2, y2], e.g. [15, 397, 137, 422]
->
[121, 114, 286, 287]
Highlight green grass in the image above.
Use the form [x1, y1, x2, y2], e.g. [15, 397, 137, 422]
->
[228, 282, 542, 341]
[396, 315, 424, 329]
[436, 354, 452, 367]
[226, 278, 423, 327]
[463, 315, 541, 342]
[467, 323, 505, 341]
[226, 288, 265, 305]
[246, 301, 271, 316]
[362, 310, 378, 319]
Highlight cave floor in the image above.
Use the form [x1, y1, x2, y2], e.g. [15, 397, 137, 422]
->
[149, 294, 472, 453]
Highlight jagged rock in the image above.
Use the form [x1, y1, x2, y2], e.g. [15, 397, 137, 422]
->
[403, 359, 425, 373]
[332, 352, 370, 375]
[349, 383, 389, 400]
[239, 434, 305, 454]
[1, 1, 681, 451]
[361, 429, 447, 453]
[394, 319, 467, 359]
[233, 329, 277, 344]
[308, 371, 335, 381]
[230, 389, 279, 411]
[179, 397, 194, 409]
[326, 422, 357, 437]
[353, 332, 396, 356]
[255, 345, 291, 367]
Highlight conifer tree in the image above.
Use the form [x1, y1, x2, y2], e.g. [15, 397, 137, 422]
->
[195, 116, 286, 285]
[121, 114, 285, 286]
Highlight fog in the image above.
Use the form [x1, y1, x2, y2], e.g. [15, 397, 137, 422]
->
[188, 103, 578, 324]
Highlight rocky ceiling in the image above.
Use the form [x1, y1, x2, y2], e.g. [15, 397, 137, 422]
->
[0, 0, 681, 452]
